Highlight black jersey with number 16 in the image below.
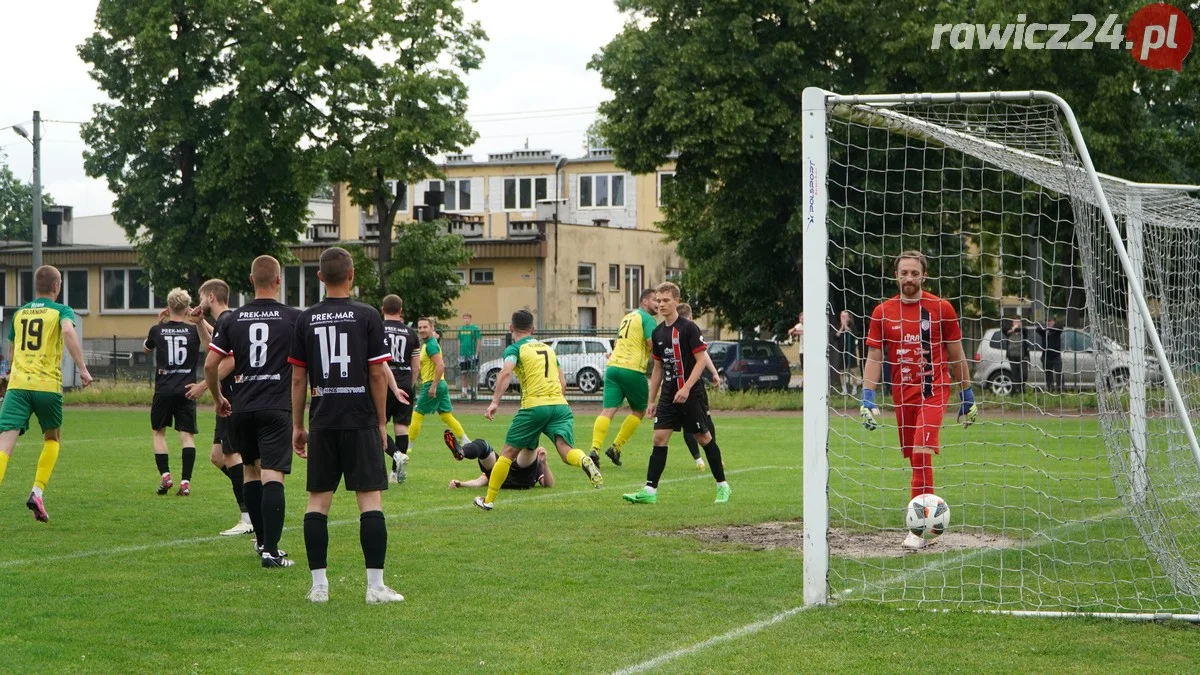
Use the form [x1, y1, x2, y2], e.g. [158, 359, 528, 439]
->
[383, 319, 419, 388]
[209, 299, 301, 412]
[145, 321, 201, 394]
[289, 297, 392, 430]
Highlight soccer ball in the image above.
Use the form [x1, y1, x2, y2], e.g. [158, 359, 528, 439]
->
[906, 494, 950, 538]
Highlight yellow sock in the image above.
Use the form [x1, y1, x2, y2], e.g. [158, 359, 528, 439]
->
[565, 448, 585, 467]
[590, 416, 611, 451]
[409, 413, 424, 442]
[439, 412, 466, 440]
[612, 414, 643, 450]
[485, 456, 512, 504]
[35, 440, 60, 491]
[0, 451, 9, 487]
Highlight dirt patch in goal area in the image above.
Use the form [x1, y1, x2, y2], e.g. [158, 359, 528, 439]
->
[666, 521, 1021, 559]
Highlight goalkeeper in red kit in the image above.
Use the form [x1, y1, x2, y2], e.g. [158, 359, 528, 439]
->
[859, 250, 979, 550]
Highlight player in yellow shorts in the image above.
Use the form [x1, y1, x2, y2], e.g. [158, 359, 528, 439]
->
[589, 288, 657, 467]
[474, 309, 602, 510]
[0, 266, 93, 522]
[408, 317, 469, 454]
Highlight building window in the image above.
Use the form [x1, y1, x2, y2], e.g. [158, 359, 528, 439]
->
[452, 269, 467, 286]
[657, 171, 676, 207]
[470, 268, 494, 285]
[609, 264, 620, 292]
[579, 174, 626, 208]
[284, 265, 324, 308]
[577, 263, 596, 292]
[444, 179, 472, 211]
[504, 177, 548, 210]
[624, 265, 644, 311]
[578, 307, 597, 330]
[66, 270, 88, 310]
[102, 268, 161, 312]
[19, 270, 32, 305]
[365, 181, 407, 217]
[665, 267, 685, 283]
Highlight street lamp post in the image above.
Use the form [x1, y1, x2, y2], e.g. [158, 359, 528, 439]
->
[12, 110, 42, 271]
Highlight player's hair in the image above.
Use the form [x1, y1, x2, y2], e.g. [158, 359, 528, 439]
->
[639, 288, 656, 303]
[655, 281, 681, 299]
[198, 278, 230, 305]
[381, 294, 403, 315]
[417, 316, 434, 328]
[319, 246, 354, 285]
[511, 309, 534, 331]
[677, 302, 693, 319]
[895, 249, 928, 274]
[250, 256, 280, 290]
[33, 265, 60, 295]
[166, 288, 191, 312]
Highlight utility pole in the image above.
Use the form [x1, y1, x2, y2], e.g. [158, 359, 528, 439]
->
[31, 110, 42, 270]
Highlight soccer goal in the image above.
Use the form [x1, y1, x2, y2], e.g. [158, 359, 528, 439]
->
[801, 87, 1200, 619]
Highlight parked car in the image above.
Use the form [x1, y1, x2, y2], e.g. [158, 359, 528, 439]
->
[704, 340, 792, 392]
[478, 336, 614, 394]
[973, 326, 1163, 396]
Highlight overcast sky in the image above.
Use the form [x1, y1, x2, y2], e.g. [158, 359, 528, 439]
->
[0, 0, 626, 216]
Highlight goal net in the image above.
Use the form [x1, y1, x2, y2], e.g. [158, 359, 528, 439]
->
[801, 88, 1200, 618]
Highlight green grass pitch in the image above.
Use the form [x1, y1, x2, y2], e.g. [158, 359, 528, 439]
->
[0, 409, 1197, 672]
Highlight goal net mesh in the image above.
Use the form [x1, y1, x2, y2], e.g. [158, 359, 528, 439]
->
[822, 96, 1200, 613]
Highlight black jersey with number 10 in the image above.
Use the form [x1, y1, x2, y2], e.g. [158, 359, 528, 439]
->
[145, 321, 201, 394]
[289, 297, 392, 430]
[383, 319, 419, 388]
[209, 299, 301, 412]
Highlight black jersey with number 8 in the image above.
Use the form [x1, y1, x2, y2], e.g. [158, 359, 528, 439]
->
[209, 299, 301, 412]
[289, 297, 392, 430]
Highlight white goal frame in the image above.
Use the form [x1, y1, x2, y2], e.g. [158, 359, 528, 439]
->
[800, 87, 1200, 614]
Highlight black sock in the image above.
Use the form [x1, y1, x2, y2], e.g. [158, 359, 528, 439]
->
[226, 463, 247, 512]
[261, 481, 285, 556]
[243, 480, 264, 546]
[359, 510, 387, 570]
[703, 439, 727, 483]
[386, 436, 398, 470]
[181, 447, 196, 481]
[706, 414, 717, 442]
[683, 432, 701, 460]
[155, 453, 169, 475]
[397, 434, 409, 455]
[304, 512, 329, 571]
[647, 446, 668, 488]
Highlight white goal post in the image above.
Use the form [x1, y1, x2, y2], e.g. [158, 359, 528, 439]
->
[802, 87, 1200, 618]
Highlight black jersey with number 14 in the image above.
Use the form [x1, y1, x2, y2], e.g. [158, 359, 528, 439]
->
[289, 297, 392, 430]
[145, 321, 201, 394]
[209, 299, 301, 412]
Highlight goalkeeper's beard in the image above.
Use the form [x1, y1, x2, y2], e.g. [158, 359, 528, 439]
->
[900, 282, 922, 302]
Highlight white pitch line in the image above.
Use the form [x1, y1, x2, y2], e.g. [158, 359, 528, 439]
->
[614, 504, 1133, 674]
[0, 465, 799, 569]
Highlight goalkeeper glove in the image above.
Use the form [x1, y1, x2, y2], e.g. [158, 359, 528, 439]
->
[860, 389, 879, 431]
[958, 388, 979, 427]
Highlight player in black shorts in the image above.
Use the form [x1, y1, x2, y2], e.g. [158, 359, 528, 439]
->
[380, 294, 419, 484]
[145, 288, 210, 497]
[677, 302, 719, 472]
[196, 278, 252, 536]
[290, 247, 404, 604]
[206, 256, 300, 568]
[623, 282, 731, 505]
[444, 433, 555, 490]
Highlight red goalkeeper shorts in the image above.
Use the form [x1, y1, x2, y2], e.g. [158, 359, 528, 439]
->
[894, 389, 949, 458]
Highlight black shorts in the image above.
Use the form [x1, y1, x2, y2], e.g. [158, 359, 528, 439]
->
[307, 427, 388, 493]
[459, 356, 479, 372]
[230, 409, 293, 473]
[482, 456, 542, 490]
[151, 393, 198, 433]
[653, 389, 710, 434]
[386, 384, 415, 426]
[213, 415, 238, 454]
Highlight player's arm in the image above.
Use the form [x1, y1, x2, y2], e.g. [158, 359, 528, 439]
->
[290, 363, 309, 456]
[431, 351, 445, 388]
[945, 338, 978, 427]
[382, 362, 408, 403]
[369, 362, 388, 447]
[558, 361, 567, 392]
[60, 319, 93, 387]
[450, 474, 490, 488]
[486, 358, 517, 420]
[647, 358, 663, 417]
[538, 449, 555, 488]
[202, 348, 230, 412]
[143, 326, 154, 354]
[218, 356, 234, 381]
[862, 347, 883, 391]
[195, 315, 212, 347]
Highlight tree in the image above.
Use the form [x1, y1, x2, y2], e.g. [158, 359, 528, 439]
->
[584, 117, 608, 153]
[78, 0, 329, 294]
[0, 152, 54, 243]
[346, 220, 472, 321]
[319, 0, 485, 296]
[591, 0, 1200, 333]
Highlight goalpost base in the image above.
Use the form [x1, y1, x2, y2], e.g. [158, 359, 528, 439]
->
[899, 608, 1200, 622]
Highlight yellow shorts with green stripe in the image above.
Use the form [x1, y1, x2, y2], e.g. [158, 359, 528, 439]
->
[505, 404, 575, 450]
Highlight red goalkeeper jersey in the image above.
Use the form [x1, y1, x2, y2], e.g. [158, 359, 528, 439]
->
[866, 291, 962, 402]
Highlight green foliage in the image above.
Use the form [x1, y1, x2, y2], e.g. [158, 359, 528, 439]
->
[345, 220, 472, 321]
[78, 0, 330, 294]
[0, 152, 54, 242]
[592, 0, 1200, 332]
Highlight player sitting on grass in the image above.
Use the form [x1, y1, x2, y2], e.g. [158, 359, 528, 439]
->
[445, 432, 554, 490]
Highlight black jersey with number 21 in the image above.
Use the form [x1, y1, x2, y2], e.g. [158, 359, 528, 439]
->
[289, 297, 392, 430]
[209, 299, 301, 413]
[145, 321, 201, 394]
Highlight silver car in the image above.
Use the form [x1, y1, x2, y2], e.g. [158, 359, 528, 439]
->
[973, 326, 1162, 395]
[478, 336, 614, 394]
